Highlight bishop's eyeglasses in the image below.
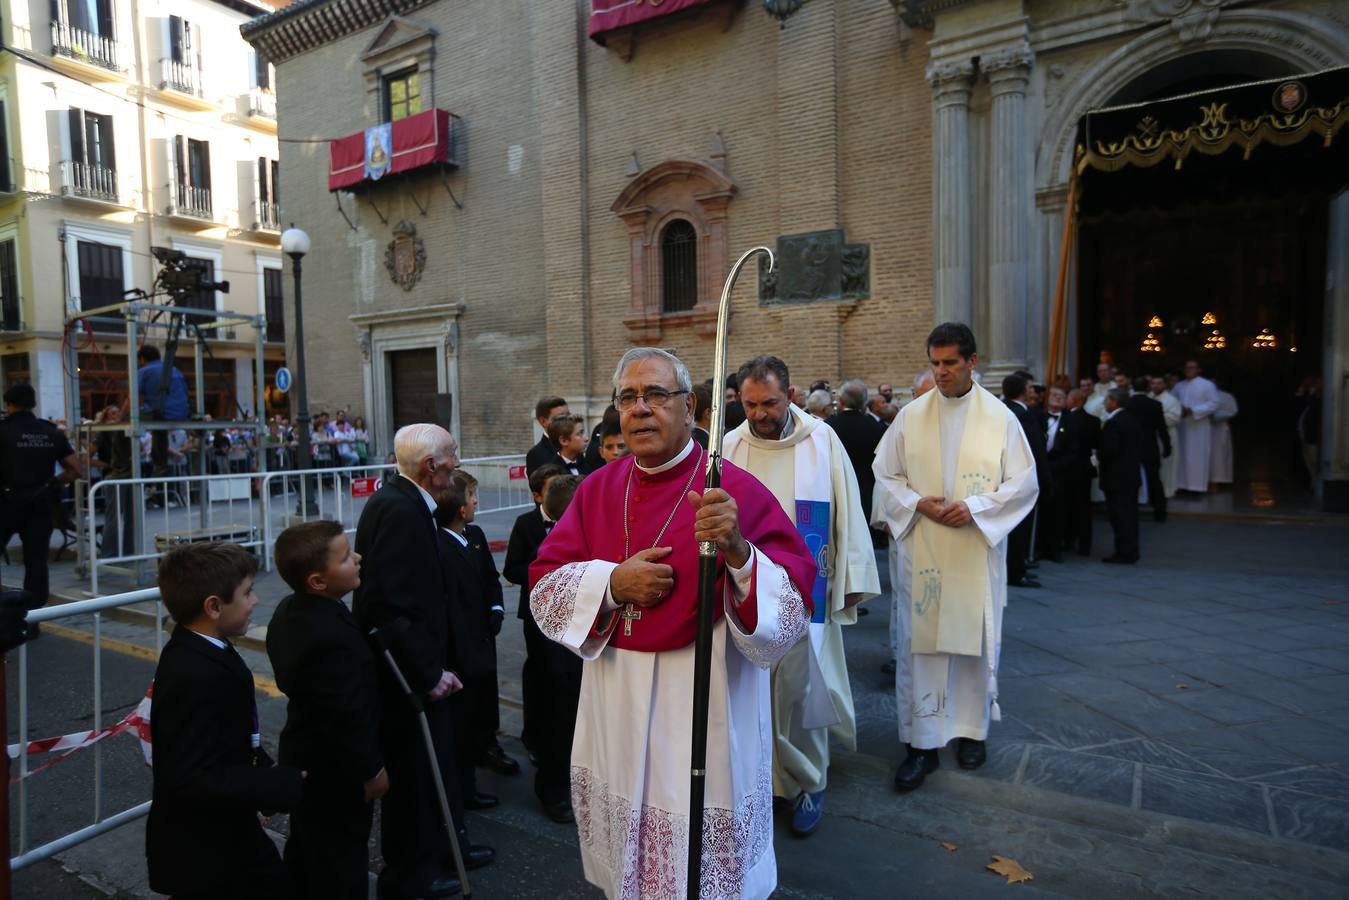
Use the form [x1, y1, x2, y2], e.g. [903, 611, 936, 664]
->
[614, 388, 690, 412]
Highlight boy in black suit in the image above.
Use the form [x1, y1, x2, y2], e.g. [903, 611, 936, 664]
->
[147, 542, 303, 900]
[268, 520, 387, 899]
[435, 471, 518, 809]
[504, 472, 583, 823]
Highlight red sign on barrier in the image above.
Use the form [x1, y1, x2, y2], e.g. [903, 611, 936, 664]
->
[509, 466, 526, 480]
[351, 477, 382, 497]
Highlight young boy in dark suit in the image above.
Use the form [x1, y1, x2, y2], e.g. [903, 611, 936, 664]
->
[147, 542, 304, 900]
[268, 520, 387, 899]
[502, 464, 575, 821]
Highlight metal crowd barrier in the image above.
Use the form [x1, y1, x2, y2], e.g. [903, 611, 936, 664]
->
[83, 456, 531, 592]
[10, 588, 163, 872]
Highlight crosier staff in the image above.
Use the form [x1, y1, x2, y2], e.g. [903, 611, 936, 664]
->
[687, 245, 775, 899]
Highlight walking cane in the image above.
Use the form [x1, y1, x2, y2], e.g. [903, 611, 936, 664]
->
[686, 246, 775, 899]
[370, 620, 473, 899]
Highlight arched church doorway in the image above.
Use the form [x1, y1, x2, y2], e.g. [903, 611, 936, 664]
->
[1073, 54, 1348, 512]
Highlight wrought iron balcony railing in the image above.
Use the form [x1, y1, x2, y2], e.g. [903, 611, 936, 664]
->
[172, 183, 213, 220]
[61, 160, 120, 203]
[248, 88, 277, 120]
[50, 20, 120, 71]
[160, 58, 203, 97]
[253, 200, 280, 232]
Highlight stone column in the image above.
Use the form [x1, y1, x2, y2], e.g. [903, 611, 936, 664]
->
[984, 45, 1035, 378]
[928, 58, 975, 327]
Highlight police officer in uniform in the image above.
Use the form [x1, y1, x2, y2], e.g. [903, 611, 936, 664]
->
[0, 384, 83, 604]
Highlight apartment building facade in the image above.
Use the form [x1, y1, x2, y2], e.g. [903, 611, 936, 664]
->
[0, 0, 289, 421]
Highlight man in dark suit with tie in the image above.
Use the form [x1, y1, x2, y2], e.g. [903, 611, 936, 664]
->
[525, 396, 569, 475]
[1126, 376, 1171, 523]
[1061, 388, 1100, 556]
[1038, 385, 1076, 563]
[1003, 373, 1050, 587]
[1099, 388, 1143, 563]
[353, 424, 492, 899]
[826, 379, 888, 548]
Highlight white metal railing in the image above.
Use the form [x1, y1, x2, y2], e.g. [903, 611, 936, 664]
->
[50, 20, 120, 71]
[11, 588, 163, 871]
[253, 199, 280, 231]
[159, 57, 203, 97]
[61, 160, 119, 203]
[171, 182, 213, 220]
[83, 456, 530, 592]
[248, 87, 277, 120]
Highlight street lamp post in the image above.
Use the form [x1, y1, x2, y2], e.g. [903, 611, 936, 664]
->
[280, 225, 317, 515]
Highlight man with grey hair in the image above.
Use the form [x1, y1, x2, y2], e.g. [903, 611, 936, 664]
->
[1099, 387, 1143, 563]
[805, 389, 834, 419]
[354, 423, 494, 898]
[530, 347, 815, 898]
[826, 378, 887, 547]
[912, 369, 936, 400]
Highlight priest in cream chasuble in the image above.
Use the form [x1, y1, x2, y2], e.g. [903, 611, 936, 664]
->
[723, 357, 880, 837]
[872, 324, 1038, 790]
[530, 349, 815, 900]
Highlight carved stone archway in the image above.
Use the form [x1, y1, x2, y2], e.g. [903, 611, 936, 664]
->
[611, 158, 736, 341]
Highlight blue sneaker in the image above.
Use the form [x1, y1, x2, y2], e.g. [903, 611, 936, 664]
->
[790, 790, 824, 836]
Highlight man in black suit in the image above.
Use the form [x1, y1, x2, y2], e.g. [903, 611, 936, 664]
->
[525, 396, 569, 475]
[724, 373, 746, 431]
[353, 423, 491, 899]
[825, 379, 888, 547]
[1099, 388, 1143, 563]
[1003, 373, 1049, 587]
[582, 404, 619, 471]
[1127, 376, 1171, 523]
[692, 383, 713, 448]
[1061, 388, 1100, 556]
[1038, 385, 1076, 563]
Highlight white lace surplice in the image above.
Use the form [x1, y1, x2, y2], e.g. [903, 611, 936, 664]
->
[532, 549, 806, 900]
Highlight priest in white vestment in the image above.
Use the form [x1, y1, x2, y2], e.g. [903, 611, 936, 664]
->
[530, 348, 816, 900]
[723, 358, 880, 837]
[1151, 375, 1182, 498]
[872, 323, 1038, 791]
[1210, 385, 1238, 485]
[1171, 360, 1220, 493]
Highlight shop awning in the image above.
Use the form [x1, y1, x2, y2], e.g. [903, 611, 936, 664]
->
[1080, 66, 1349, 173]
[328, 108, 459, 192]
[589, 0, 722, 43]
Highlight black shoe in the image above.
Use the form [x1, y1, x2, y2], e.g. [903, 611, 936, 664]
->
[857, 606, 870, 616]
[465, 791, 499, 810]
[893, 747, 939, 792]
[1009, 576, 1041, 588]
[880, 659, 897, 676]
[377, 873, 461, 899]
[479, 744, 521, 776]
[462, 844, 495, 870]
[955, 738, 986, 770]
[543, 799, 575, 823]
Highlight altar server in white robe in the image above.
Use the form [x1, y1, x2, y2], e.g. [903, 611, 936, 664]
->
[1171, 360, 1220, 492]
[724, 356, 879, 837]
[872, 323, 1038, 791]
[1210, 382, 1238, 485]
[1151, 375, 1182, 497]
[530, 348, 816, 900]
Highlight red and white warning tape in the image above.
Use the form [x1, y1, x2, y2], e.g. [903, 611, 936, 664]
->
[6, 682, 154, 783]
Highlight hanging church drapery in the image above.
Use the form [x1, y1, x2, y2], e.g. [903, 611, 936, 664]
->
[1079, 66, 1349, 173]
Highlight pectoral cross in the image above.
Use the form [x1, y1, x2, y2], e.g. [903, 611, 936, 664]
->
[620, 604, 642, 636]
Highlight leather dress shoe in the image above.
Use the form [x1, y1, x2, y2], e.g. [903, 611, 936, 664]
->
[479, 744, 521, 776]
[956, 738, 986, 770]
[376, 872, 460, 899]
[880, 658, 897, 676]
[857, 606, 870, 616]
[465, 791, 499, 810]
[544, 798, 575, 823]
[893, 747, 939, 792]
[1009, 575, 1041, 588]
[462, 844, 495, 870]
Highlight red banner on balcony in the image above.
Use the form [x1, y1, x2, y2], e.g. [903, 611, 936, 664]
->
[328, 109, 453, 192]
[589, 0, 721, 41]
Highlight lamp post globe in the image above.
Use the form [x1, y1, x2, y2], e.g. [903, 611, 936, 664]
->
[282, 224, 317, 514]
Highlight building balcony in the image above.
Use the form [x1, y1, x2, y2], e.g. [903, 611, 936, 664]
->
[251, 200, 280, 232]
[50, 20, 121, 72]
[168, 183, 213, 222]
[160, 58, 204, 98]
[60, 161, 121, 205]
[248, 88, 277, 121]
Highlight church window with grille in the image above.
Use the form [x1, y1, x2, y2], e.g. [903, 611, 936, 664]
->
[661, 220, 697, 313]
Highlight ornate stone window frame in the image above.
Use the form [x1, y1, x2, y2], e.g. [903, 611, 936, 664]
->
[360, 16, 436, 118]
[611, 159, 736, 341]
